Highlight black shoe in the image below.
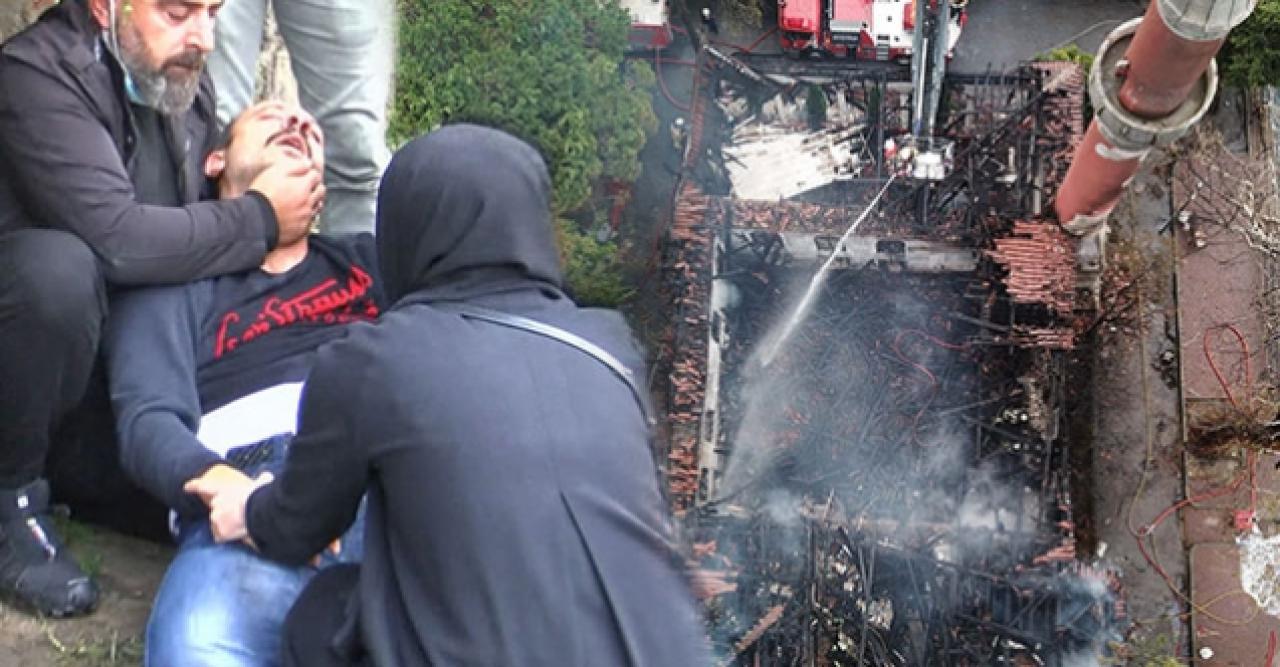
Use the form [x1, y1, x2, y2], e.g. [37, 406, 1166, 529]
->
[0, 479, 98, 617]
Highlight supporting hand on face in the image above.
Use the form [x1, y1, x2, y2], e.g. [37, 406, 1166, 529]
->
[250, 156, 325, 247]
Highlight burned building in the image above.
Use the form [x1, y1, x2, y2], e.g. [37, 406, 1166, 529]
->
[653, 61, 1124, 665]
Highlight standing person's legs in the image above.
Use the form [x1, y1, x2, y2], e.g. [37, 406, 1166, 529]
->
[145, 521, 314, 667]
[275, 0, 394, 235]
[207, 0, 270, 127]
[0, 229, 106, 616]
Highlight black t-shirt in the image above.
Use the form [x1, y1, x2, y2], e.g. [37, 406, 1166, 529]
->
[106, 233, 385, 515]
[196, 236, 383, 412]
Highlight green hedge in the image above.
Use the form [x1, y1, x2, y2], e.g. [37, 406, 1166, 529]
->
[1218, 0, 1280, 88]
[393, 0, 657, 215]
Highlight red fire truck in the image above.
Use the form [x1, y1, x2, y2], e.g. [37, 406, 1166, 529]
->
[778, 0, 825, 54]
[778, 0, 966, 61]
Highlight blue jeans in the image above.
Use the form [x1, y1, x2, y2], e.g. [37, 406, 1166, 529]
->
[146, 436, 363, 667]
[145, 521, 313, 667]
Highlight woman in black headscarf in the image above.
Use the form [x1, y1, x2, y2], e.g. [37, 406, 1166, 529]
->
[190, 124, 710, 667]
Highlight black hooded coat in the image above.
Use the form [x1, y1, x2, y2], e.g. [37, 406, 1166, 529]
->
[244, 125, 709, 666]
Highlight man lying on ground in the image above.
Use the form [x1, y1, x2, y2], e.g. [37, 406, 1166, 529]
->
[189, 124, 710, 667]
[105, 100, 384, 667]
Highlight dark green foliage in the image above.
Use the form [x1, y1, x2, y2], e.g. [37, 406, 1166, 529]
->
[555, 219, 634, 307]
[1218, 0, 1280, 88]
[393, 0, 658, 214]
[1034, 43, 1095, 74]
[718, 0, 763, 28]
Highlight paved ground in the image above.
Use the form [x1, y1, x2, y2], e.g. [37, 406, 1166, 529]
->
[951, 0, 1143, 73]
[1053, 80, 1280, 667]
[1085, 164, 1191, 661]
[1173, 95, 1280, 665]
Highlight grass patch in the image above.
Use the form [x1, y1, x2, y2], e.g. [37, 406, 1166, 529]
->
[1111, 632, 1182, 666]
[49, 516, 104, 580]
[46, 628, 143, 667]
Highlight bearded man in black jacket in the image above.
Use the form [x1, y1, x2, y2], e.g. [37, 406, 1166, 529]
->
[190, 125, 709, 667]
[0, 0, 323, 617]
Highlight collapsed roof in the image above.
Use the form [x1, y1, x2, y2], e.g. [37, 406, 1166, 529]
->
[654, 62, 1122, 665]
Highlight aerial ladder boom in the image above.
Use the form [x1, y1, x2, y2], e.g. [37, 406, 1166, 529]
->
[1055, 0, 1257, 235]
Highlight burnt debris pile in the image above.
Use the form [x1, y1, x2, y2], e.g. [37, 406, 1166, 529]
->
[653, 63, 1123, 665]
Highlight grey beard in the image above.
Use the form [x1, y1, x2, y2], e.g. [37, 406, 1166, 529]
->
[127, 63, 200, 116]
[104, 30, 201, 115]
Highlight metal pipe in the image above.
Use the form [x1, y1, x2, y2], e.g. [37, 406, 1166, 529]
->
[925, 0, 951, 137]
[1119, 1, 1228, 118]
[910, 0, 926, 122]
[1054, 1, 1255, 233]
[1054, 121, 1146, 234]
[914, 37, 928, 135]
